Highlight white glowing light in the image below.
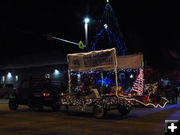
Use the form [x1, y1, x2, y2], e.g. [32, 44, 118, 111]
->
[84, 17, 90, 24]
[130, 74, 134, 78]
[7, 72, 12, 78]
[104, 24, 108, 29]
[54, 69, 60, 75]
[84, 17, 90, 46]
[1, 76, 5, 83]
[15, 75, 18, 81]
[107, 0, 109, 3]
[45, 74, 50, 78]
[77, 73, 81, 83]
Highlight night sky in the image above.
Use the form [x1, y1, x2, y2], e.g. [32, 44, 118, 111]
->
[0, 0, 180, 70]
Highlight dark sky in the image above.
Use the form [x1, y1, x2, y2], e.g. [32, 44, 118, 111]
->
[0, 0, 180, 70]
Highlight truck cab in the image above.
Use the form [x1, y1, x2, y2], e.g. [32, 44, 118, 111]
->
[9, 77, 61, 111]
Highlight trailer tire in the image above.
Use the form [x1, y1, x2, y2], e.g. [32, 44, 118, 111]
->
[65, 105, 69, 112]
[117, 104, 131, 115]
[93, 106, 106, 119]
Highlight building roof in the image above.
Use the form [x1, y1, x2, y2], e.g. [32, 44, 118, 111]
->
[0, 50, 67, 70]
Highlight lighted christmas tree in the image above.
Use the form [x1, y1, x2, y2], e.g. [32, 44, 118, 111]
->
[91, 0, 126, 55]
[130, 68, 144, 95]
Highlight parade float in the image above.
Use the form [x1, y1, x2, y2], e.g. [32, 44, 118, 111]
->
[60, 48, 168, 118]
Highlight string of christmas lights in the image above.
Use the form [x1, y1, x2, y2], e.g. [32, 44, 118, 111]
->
[70, 68, 140, 76]
[130, 68, 144, 95]
[91, 1, 126, 55]
[117, 95, 169, 108]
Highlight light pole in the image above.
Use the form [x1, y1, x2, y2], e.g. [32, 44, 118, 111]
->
[84, 17, 90, 46]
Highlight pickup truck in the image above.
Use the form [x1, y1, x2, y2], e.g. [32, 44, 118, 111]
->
[9, 77, 61, 111]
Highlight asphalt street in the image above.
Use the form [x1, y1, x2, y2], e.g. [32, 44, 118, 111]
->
[0, 99, 180, 135]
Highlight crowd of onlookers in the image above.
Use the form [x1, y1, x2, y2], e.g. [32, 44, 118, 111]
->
[158, 77, 180, 104]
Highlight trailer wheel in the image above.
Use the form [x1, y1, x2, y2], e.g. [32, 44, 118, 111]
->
[9, 99, 18, 110]
[65, 105, 69, 112]
[93, 106, 106, 119]
[117, 104, 131, 115]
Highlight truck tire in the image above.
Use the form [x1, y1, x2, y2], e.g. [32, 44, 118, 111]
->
[117, 104, 131, 115]
[9, 99, 18, 110]
[31, 99, 43, 112]
[93, 106, 106, 119]
[51, 104, 60, 111]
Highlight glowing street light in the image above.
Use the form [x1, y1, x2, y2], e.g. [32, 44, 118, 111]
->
[84, 17, 90, 24]
[84, 17, 90, 46]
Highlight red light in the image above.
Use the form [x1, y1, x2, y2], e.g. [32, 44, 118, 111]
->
[61, 92, 64, 96]
[43, 92, 50, 97]
[43, 93, 46, 97]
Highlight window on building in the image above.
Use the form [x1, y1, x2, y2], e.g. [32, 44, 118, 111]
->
[1, 76, 5, 84]
[45, 74, 51, 78]
[15, 75, 18, 81]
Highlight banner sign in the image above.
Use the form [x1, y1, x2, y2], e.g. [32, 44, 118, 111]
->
[117, 53, 143, 69]
[67, 48, 116, 71]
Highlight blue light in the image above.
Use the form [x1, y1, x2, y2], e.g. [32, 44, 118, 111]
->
[90, 2, 126, 55]
[96, 76, 114, 87]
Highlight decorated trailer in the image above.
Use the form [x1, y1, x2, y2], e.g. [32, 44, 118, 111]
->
[60, 48, 168, 118]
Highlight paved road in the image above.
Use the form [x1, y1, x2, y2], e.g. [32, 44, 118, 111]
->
[0, 100, 180, 135]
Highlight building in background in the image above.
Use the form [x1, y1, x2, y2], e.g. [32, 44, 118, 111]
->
[0, 64, 68, 89]
[0, 50, 68, 89]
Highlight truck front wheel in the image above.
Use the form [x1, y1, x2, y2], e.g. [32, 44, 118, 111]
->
[9, 99, 18, 110]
